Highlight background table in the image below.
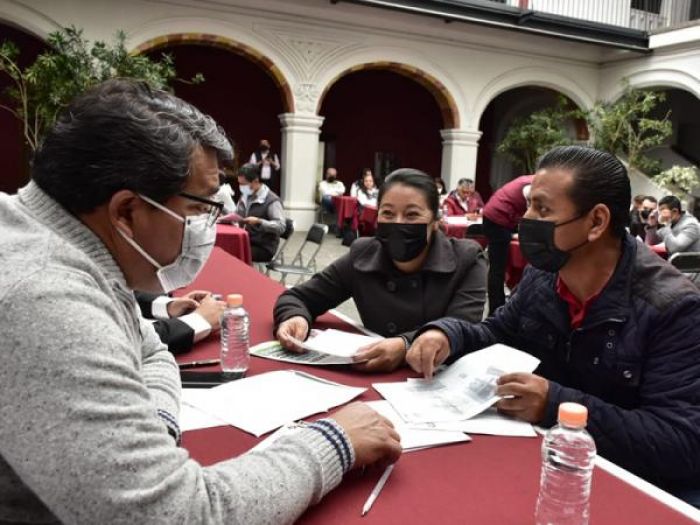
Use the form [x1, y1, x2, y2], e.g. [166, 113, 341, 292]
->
[332, 195, 359, 231]
[215, 224, 252, 265]
[177, 248, 698, 525]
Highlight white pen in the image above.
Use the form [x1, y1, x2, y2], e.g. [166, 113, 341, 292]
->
[361, 463, 395, 517]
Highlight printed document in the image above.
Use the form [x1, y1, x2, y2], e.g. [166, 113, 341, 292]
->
[409, 407, 536, 437]
[250, 340, 355, 366]
[184, 370, 366, 436]
[373, 344, 540, 424]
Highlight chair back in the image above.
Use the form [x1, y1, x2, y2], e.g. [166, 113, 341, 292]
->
[669, 252, 700, 273]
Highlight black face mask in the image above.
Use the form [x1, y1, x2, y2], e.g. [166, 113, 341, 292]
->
[518, 215, 588, 273]
[327, 176, 336, 182]
[375, 222, 429, 263]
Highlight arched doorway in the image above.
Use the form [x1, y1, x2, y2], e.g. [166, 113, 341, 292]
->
[0, 22, 47, 194]
[475, 86, 587, 199]
[318, 64, 458, 187]
[139, 35, 292, 195]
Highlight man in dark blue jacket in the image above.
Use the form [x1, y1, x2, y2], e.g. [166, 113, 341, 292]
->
[406, 146, 700, 505]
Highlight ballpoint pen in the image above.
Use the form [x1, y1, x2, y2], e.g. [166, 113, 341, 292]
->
[178, 358, 221, 369]
[361, 463, 395, 516]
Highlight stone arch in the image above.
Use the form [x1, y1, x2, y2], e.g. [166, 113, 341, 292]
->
[0, 3, 59, 41]
[317, 61, 460, 128]
[471, 66, 595, 128]
[609, 69, 700, 101]
[132, 33, 295, 113]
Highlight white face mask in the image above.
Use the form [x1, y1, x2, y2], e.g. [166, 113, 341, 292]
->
[239, 184, 253, 197]
[117, 194, 216, 292]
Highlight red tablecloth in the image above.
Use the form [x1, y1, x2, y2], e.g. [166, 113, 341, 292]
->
[175, 248, 697, 524]
[332, 195, 359, 231]
[215, 224, 252, 265]
[443, 222, 488, 248]
[506, 240, 670, 289]
[357, 205, 378, 236]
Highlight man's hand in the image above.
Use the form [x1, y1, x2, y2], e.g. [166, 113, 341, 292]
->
[276, 316, 310, 353]
[495, 372, 550, 423]
[405, 329, 451, 379]
[242, 216, 262, 226]
[194, 294, 226, 331]
[352, 337, 407, 373]
[166, 296, 199, 318]
[331, 402, 402, 469]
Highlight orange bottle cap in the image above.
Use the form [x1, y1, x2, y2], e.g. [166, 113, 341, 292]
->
[558, 402, 588, 428]
[226, 294, 243, 307]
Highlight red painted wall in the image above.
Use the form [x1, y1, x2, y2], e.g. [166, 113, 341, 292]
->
[146, 45, 285, 193]
[0, 24, 47, 194]
[320, 69, 443, 188]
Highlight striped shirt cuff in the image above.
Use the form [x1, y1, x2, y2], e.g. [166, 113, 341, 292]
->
[307, 419, 355, 474]
[157, 408, 181, 446]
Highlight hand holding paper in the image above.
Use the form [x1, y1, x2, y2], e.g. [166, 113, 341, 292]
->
[495, 372, 550, 423]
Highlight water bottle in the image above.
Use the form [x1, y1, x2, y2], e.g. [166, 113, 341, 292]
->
[220, 294, 250, 379]
[535, 402, 597, 525]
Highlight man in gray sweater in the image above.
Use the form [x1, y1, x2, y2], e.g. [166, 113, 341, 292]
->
[0, 79, 401, 524]
[645, 195, 700, 254]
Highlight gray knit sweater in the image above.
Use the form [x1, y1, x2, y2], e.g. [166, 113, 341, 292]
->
[0, 182, 351, 524]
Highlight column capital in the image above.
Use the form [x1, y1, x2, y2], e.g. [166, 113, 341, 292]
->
[278, 113, 324, 134]
[440, 128, 482, 145]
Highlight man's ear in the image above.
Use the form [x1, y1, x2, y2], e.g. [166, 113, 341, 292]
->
[108, 190, 140, 237]
[588, 204, 611, 241]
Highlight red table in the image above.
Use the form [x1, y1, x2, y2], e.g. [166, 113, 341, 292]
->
[215, 224, 252, 265]
[178, 248, 698, 525]
[332, 195, 359, 231]
[442, 220, 488, 248]
[357, 205, 378, 236]
[506, 239, 670, 289]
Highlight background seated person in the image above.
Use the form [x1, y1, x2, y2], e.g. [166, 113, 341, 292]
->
[444, 178, 484, 219]
[318, 167, 346, 215]
[644, 195, 700, 254]
[236, 162, 286, 262]
[356, 170, 379, 208]
[350, 167, 373, 198]
[434, 177, 448, 206]
[404, 146, 700, 507]
[135, 290, 226, 354]
[275, 169, 487, 371]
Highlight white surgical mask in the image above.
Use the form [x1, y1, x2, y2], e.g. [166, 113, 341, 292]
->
[239, 184, 253, 197]
[118, 194, 216, 292]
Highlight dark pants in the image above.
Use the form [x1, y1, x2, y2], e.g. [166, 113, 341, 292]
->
[251, 244, 274, 263]
[483, 217, 515, 316]
[321, 195, 335, 214]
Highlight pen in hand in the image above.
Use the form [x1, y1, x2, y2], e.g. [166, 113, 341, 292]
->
[178, 359, 221, 369]
[361, 463, 395, 516]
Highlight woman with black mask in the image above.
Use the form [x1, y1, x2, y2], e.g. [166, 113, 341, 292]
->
[273, 169, 487, 371]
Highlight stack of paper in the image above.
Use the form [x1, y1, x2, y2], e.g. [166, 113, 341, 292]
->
[373, 344, 540, 436]
[184, 370, 366, 436]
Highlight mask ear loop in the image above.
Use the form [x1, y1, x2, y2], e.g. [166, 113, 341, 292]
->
[115, 226, 163, 270]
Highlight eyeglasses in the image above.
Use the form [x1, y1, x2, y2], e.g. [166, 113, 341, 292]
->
[179, 191, 224, 227]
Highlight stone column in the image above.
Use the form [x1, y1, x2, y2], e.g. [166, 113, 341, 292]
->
[440, 129, 482, 190]
[279, 113, 324, 230]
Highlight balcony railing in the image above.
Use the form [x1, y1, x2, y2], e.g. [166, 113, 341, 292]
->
[483, 0, 700, 32]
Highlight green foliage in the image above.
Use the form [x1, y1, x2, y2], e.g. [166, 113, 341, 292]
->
[496, 97, 579, 174]
[584, 85, 672, 175]
[652, 165, 700, 201]
[0, 26, 203, 151]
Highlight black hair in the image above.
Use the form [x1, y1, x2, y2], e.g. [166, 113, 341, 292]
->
[434, 177, 447, 195]
[659, 195, 682, 213]
[644, 195, 658, 204]
[238, 162, 261, 183]
[537, 145, 630, 238]
[378, 168, 439, 218]
[633, 195, 645, 205]
[32, 78, 233, 214]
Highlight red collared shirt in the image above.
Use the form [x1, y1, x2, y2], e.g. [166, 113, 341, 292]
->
[556, 277, 605, 329]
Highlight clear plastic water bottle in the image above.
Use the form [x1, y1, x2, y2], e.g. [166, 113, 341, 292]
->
[535, 402, 597, 525]
[220, 294, 250, 380]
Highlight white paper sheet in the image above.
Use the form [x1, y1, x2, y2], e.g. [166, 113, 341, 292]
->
[183, 370, 366, 436]
[296, 329, 383, 362]
[180, 389, 229, 431]
[445, 216, 483, 226]
[250, 340, 352, 366]
[373, 344, 540, 424]
[366, 401, 471, 451]
[409, 408, 536, 437]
